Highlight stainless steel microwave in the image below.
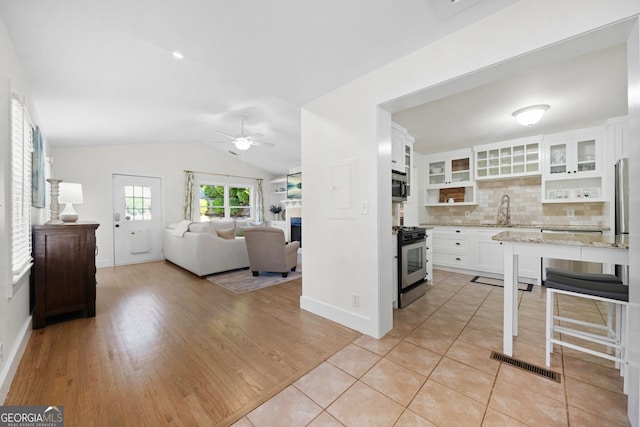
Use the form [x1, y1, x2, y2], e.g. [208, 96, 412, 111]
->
[392, 172, 408, 202]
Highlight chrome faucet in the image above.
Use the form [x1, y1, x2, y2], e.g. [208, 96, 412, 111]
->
[497, 194, 511, 226]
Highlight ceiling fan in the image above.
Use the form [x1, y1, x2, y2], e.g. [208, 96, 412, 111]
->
[210, 115, 275, 151]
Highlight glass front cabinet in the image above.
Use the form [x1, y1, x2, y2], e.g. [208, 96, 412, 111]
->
[541, 127, 604, 203]
[425, 148, 473, 189]
[543, 131, 601, 179]
[424, 148, 476, 206]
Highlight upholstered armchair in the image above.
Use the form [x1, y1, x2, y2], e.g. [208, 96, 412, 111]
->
[243, 227, 300, 277]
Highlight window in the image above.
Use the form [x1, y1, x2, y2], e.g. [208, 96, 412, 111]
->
[199, 183, 253, 221]
[11, 95, 34, 284]
[124, 185, 152, 221]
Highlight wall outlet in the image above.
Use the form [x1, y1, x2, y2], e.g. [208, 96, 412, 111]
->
[465, 211, 470, 218]
[351, 293, 360, 308]
[567, 209, 575, 217]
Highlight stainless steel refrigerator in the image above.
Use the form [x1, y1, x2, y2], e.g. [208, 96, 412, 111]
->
[615, 158, 629, 281]
[615, 158, 630, 235]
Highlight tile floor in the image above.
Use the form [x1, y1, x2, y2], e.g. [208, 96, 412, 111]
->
[232, 270, 630, 426]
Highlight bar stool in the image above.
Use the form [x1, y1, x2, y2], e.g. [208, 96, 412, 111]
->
[546, 268, 624, 343]
[545, 269, 628, 376]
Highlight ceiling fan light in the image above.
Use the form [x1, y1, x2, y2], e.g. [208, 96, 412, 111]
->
[234, 137, 252, 151]
[512, 104, 549, 126]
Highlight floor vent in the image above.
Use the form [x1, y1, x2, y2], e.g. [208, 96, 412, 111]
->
[490, 352, 561, 383]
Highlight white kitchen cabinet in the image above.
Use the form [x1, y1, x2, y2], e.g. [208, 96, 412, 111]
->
[543, 129, 602, 179]
[425, 228, 433, 283]
[424, 149, 476, 206]
[404, 137, 413, 196]
[432, 226, 539, 283]
[391, 125, 406, 172]
[475, 136, 542, 180]
[432, 227, 471, 270]
[425, 149, 473, 188]
[473, 228, 539, 282]
[541, 127, 604, 203]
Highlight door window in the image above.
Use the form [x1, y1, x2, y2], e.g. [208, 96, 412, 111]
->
[124, 185, 152, 221]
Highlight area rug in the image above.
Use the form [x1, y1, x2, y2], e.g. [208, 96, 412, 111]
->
[206, 266, 301, 294]
[471, 276, 533, 292]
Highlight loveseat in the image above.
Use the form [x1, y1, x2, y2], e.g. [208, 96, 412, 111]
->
[163, 219, 258, 277]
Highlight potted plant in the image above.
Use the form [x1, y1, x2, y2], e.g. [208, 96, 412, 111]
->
[269, 204, 282, 220]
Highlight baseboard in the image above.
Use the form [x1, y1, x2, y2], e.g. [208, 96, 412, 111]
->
[300, 295, 382, 338]
[0, 315, 32, 404]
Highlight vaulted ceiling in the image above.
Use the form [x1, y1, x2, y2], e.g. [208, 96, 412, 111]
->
[0, 0, 520, 175]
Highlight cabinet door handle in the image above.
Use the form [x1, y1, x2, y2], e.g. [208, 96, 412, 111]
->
[455, 230, 461, 233]
[456, 257, 461, 261]
[455, 242, 461, 246]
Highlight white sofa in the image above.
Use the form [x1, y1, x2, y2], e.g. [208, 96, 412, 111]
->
[163, 219, 254, 276]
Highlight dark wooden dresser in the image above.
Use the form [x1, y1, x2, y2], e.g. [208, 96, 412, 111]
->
[31, 222, 100, 329]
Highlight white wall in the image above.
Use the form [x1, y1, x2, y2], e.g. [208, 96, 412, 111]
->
[0, 16, 43, 402]
[301, 0, 640, 345]
[50, 143, 273, 267]
[626, 19, 640, 427]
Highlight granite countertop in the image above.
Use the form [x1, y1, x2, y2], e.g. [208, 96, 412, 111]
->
[420, 223, 609, 232]
[492, 230, 629, 249]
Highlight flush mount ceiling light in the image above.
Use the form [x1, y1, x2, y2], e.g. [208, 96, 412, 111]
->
[512, 104, 550, 126]
[172, 51, 184, 59]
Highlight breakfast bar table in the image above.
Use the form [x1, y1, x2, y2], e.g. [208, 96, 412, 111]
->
[492, 230, 629, 357]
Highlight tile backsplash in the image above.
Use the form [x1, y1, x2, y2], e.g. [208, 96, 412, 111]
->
[426, 176, 605, 227]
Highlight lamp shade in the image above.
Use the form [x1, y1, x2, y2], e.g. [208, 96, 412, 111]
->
[512, 104, 549, 126]
[59, 183, 83, 204]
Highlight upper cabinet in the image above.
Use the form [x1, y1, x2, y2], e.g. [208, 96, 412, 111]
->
[424, 148, 476, 206]
[391, 122, 414, 174]
[543, 131, 601, 179]
[475, 136, 542, 180]
[541, 127, 604, 203]
[391, 122, 415, 197]
[425, 148, 473, 189]
[391, 126, 406, 172]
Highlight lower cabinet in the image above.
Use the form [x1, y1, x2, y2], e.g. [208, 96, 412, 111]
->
[432, 227, 471, 269]
[433, 226, 540, 283]
[473, 228, 539, 281]
[31, 222, 100, 329]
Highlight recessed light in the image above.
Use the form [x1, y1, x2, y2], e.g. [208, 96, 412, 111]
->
[172, 51, 184, 60]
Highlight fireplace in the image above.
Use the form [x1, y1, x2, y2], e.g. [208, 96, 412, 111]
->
[290, 217, 301, 247]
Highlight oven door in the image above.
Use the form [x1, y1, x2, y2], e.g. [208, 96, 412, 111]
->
[400, 239, 427, 288]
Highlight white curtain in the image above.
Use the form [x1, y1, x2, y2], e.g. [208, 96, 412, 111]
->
[183, 171, 195, 221]
[256, 178, 264, 223]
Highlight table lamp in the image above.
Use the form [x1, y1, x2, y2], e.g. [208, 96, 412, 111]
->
[59, 182, 83, 222]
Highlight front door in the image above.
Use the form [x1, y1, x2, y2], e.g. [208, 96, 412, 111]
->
[112, 174, 163, 265]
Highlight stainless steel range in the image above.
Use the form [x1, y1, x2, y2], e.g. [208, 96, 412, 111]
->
[396, 226, 428, 308]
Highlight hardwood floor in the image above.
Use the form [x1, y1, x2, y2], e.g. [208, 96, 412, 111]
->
[6, 261, 360, 426]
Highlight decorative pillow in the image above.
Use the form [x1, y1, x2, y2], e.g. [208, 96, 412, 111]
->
[215, 228, 236, 240]
[209, 219, 236, 232]
[188, 222, 210, 233]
